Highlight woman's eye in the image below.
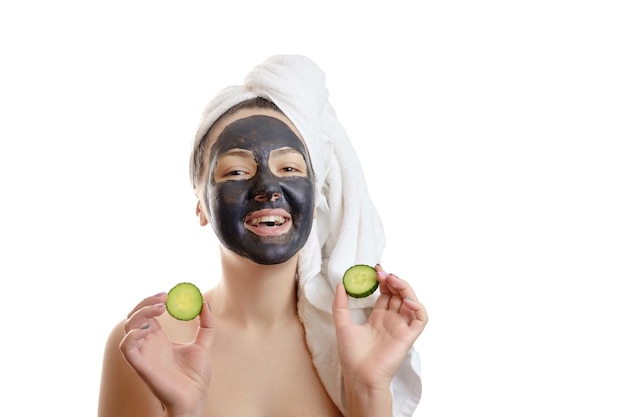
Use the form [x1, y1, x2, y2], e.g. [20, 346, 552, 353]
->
[269, 148, 308, 177]
[217, 167, 254, 181]
[227, 169, 247, 176]
[277, 165, 306, 176]
[214, 150, 256, 181]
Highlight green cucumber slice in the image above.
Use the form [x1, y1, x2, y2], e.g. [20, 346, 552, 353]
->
[166, 282, 203, 321]
[342, 264, 378, 298]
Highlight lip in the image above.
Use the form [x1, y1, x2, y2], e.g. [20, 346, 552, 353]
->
[244, 208, 292, 237]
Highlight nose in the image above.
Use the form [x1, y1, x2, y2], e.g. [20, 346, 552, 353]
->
[253, 190, 281, 202]
[251, 171, 282, 203]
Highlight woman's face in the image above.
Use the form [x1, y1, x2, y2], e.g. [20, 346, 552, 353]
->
[202, 108, 316, 265]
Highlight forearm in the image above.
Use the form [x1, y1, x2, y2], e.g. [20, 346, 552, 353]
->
[344, 381, 393, 417]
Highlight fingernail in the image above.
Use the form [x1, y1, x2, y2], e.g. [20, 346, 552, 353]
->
[405, 296, 415, 302]
[207, 301, 212, 312]
[154, 303, 165, 309]
[154, 292, 166, 297]
[140, 323, 150, 330]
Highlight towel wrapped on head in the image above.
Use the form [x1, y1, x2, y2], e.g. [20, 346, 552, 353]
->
[191, 54, 422, 416]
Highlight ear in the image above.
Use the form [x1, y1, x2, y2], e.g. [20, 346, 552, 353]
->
[196, 200, 209, 226]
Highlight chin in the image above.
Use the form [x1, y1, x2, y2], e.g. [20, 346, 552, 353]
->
[248, 254, 295, 266]
[240, 246, 301, 266]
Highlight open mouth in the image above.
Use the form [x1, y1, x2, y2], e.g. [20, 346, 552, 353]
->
[248, 215, 287, 227]
[245, 210, 292, 236]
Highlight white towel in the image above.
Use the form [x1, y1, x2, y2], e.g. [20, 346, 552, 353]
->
[192, 54, 422, 416]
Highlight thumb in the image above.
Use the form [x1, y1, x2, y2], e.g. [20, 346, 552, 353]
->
[194, 301, 216, 350]
[332, 283, 352, 332]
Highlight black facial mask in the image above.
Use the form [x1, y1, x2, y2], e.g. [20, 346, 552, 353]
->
[204, 115, 315, 265]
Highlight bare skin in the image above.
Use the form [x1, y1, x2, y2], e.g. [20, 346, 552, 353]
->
[97, 107, 428, 417]
[99, 251, 343, 417]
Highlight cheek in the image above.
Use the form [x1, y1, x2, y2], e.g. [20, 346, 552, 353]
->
[208, 181, 249, 210]
[284, 178, 316, 209]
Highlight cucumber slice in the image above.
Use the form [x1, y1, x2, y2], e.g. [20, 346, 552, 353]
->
[342, 264, 379, 298]
[166, 282, 203, 321]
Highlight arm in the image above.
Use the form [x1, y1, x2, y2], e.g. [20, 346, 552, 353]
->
[332, 265, 428, 417]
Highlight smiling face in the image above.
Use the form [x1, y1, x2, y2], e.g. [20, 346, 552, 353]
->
[200, 108, 316, 265]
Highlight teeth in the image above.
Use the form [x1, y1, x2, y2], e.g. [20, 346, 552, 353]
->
[250, 215, 286, 226]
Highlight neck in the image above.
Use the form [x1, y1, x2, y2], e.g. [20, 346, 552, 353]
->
[209, 245, 300, 329]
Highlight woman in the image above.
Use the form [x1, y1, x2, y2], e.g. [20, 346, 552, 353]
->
[98, 54, 427, 417]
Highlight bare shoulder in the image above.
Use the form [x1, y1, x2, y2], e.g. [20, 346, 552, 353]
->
[97, 319, 162, 417]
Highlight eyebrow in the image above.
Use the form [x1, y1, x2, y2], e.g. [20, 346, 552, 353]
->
[219, 149, 254, 158]
[270, 147, 304, 158]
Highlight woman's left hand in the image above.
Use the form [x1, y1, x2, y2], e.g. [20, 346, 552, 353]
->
[332, 264, 428, 391]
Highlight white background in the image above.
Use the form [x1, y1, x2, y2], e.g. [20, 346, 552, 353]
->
[1, 1, 624, 416]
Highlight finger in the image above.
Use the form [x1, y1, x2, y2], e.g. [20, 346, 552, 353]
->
[402, 296, 423, 312]
[386, 274, 419, 303]
[124, 303, 166, 333]
[119, 327, 146, 353]
[411, 300, 429, 325]
[409, 301, 429, 336]
[332, 283, 352, 331]
[119, 326, 154, 369]
[373, 292, 392, 311]
[375, 264, 392, 295]
[194, 302, 216, 350]
[126, 292, 167, 319]
[388, 294, 404, 313]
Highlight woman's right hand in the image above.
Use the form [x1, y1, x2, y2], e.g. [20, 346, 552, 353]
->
[119, 293, 215, 417]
